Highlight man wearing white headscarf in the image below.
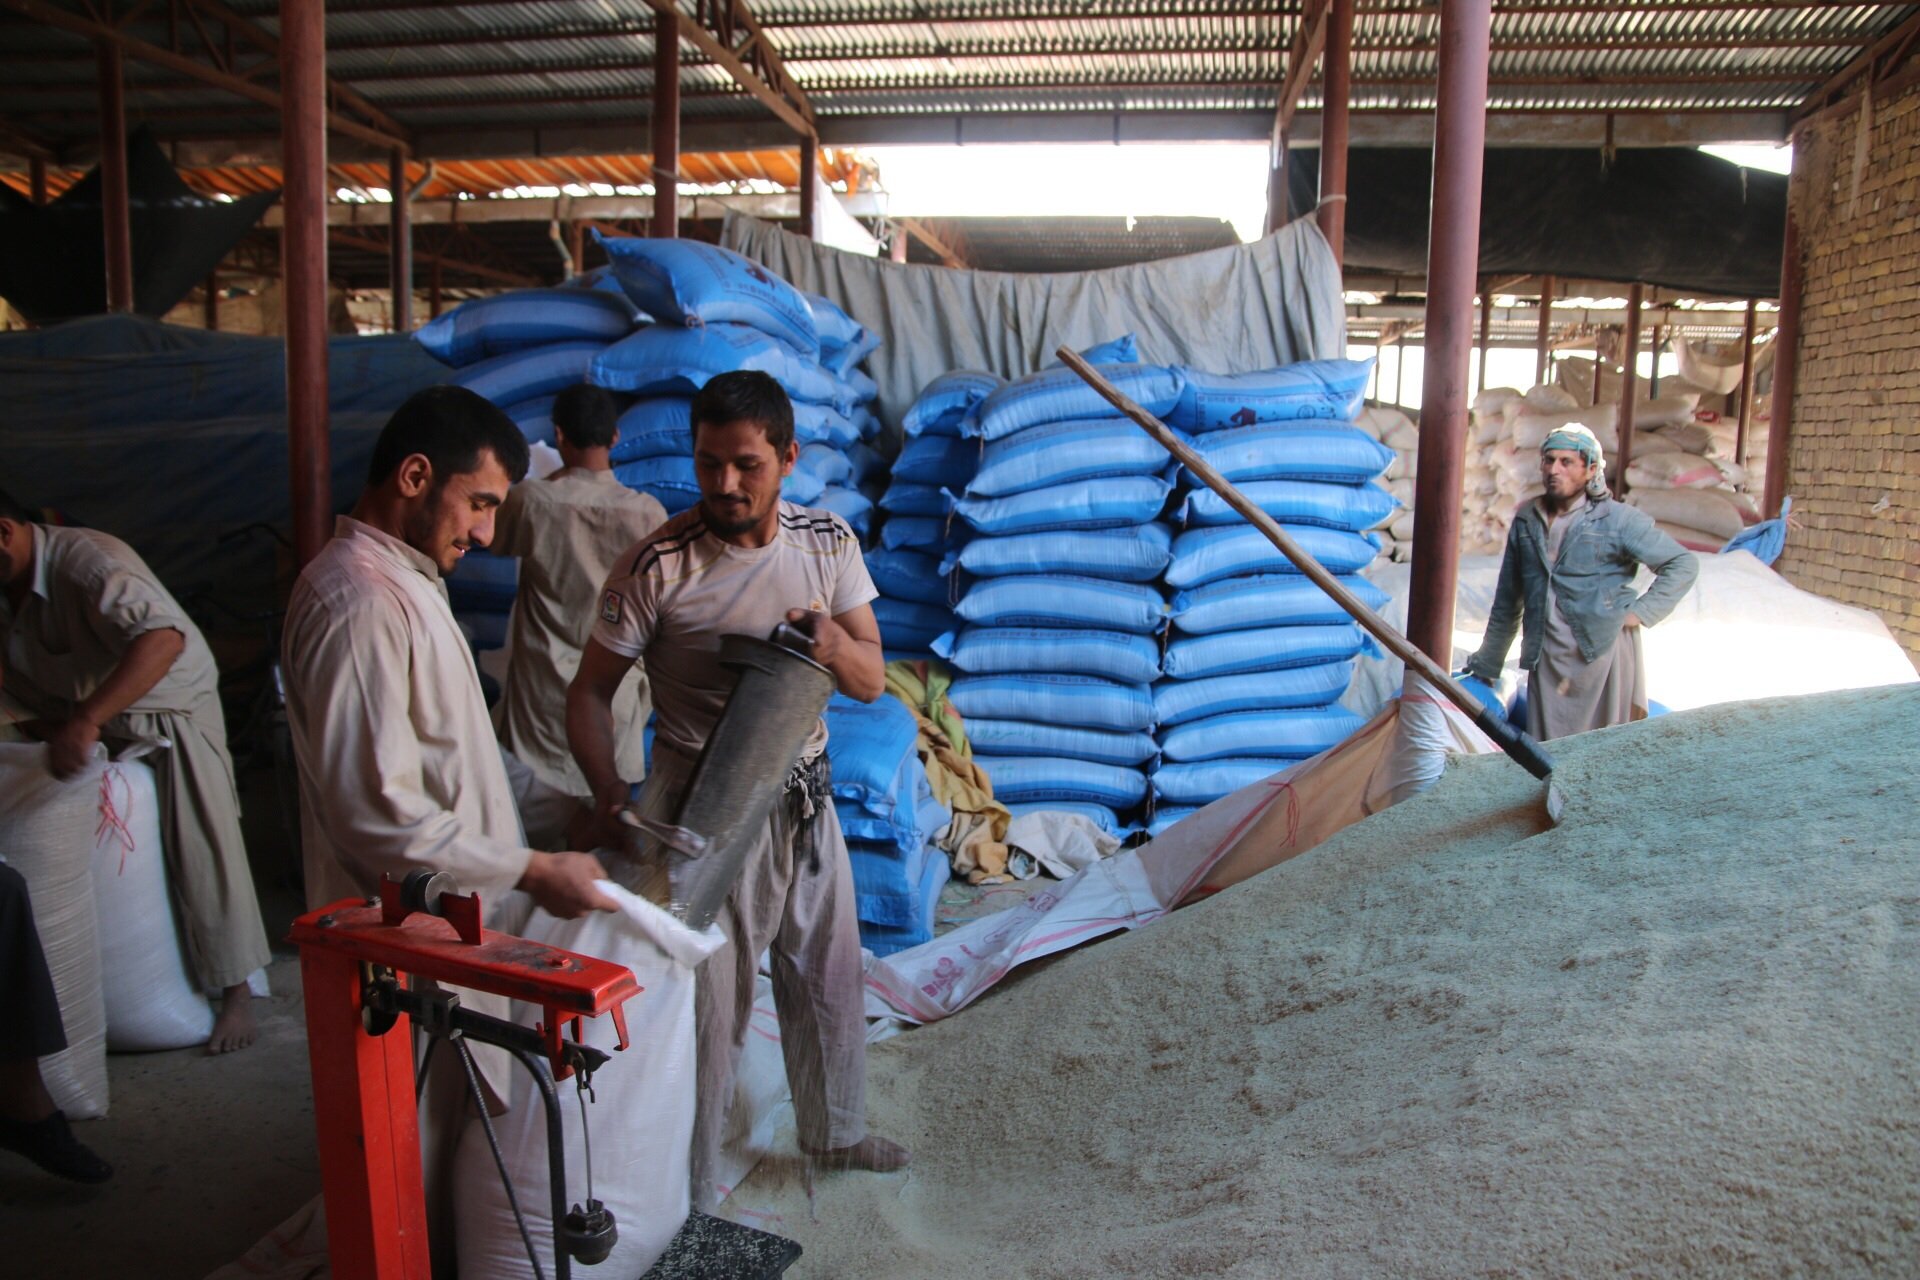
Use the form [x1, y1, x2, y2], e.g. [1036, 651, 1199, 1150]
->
[1464, 423, 1698, 739]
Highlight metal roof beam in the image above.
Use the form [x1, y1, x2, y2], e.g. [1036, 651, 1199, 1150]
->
[0, 0, 407, 151]
[263, 189, 886, 226]
[642, 0, 815, 138]
[330, 229, 541, 286]
[1792, 8, 1920, 123]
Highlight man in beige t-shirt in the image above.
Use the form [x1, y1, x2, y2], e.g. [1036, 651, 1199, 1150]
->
[492, 385, 665, 796]
[0, 490, 269, 1055]
[569, 370, 908, 1211]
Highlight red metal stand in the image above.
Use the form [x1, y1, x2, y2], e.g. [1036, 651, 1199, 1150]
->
[289, 875, 641, 1280]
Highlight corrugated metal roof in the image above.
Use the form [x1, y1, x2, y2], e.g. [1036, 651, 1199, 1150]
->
[1, 0, 1912, 151]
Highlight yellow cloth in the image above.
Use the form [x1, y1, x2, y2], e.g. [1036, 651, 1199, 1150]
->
[884, 659, 1012, 883]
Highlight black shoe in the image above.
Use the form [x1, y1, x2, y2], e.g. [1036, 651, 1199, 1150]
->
[0, 1110, 112, 1183]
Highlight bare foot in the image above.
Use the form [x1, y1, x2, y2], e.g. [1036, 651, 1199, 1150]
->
[801, 1133, 911, 1173]
[207, 983, 257, 1055]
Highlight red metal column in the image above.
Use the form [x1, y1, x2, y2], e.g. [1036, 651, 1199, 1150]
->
[1265, 129, 1290, 237]
[798, 134, 819, 239]
[97, 39, 134, 313]
[281, 0, 331, 568]
[1648, 322, 1663, 397]
[429, 256, 442, 319]
[29, 156, 48, 205]
[651, 9, 679, 240]
[1316, 0, 1353, 266]
[1614, 282, 1644, 496]
[1733, 298, 1758, 470]
[569, 221, 586, 274]
[1404, 0, 1491, 666]
[1762, 209, 1800, 519]
[389, 148, 412, 334]
[1476, 285, 1492, 393]
[1535, 274, 1554, 386]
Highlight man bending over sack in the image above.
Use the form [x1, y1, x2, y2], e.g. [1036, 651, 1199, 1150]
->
[0, 490, 270, 1054]
[491, 384, 665, 797]
[281, 386, 615, 1275]
[1463, 424, 1698, 739]
[568, 370, 909, 1211]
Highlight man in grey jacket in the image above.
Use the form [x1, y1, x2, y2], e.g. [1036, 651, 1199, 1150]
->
[1464, 424, 1698, 739]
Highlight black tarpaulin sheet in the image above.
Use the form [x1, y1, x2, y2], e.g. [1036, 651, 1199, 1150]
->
[0, 128, 278, 324]
[1287, 147, 1786, 298]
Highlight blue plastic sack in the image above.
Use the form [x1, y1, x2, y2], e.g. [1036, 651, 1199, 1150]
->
[839, 366, 879, 405]
[595, 232, 819, 355]
[1167, 525, 1381, 588]
[948, 673, 1155, 732]
[782, 467, 827, 505]
[974, 755, 1149, 808]
[878, 483, 955, 518]
[966, 719, 1158, 766]
[1005, 800, 1133, 836]
[865, 548, 955, 606]
[1153, 758, 1297, 806]
[415, 288, 636, 367]
[795, 442, 853, 491]
[1147, 806, 1199, 836]
[853, 406, 883, 442]
[446, 548, 517, 612]
[1183, 479, 1398, 532]
[954, 475, 1172, 536]
[846, 440, 888, 487]
[858, 849, 951, 957]
[1169, 359, 1373, 432]
[894, 435, 979, 488]
[1720, 495, 1790, 565]
[824, 692, 921, 817]
[847, 838, 935, 929]
[973, 363, 1185, 442]
[945, 524, 1172, 583]
[905, 370, 1003, 437]
[1153, 662, 1354, 726]
[878, 516, 957, 552]
[812, 486, 874, 539]
[934, 626, 1161, 683]
[452, 341, 607, 407]
[610, 397, 692, 461]
[612, 455, 701, 514]
[1185, 423, 1394, 485]
[806, 292, 881, 376]
[1163, 622, 1371, 679]
[841, 775, 950, 858]
[1157, 706, 1366, 763]
[793, 401, 862, 449]
[502, 394, 558, 447]
[873, 596, 955, 651]
[1169, 573, 1390, 634]
[589, 323, 845, 408]
[968, 416, 1172, 497]
[1046, 334, 1139, 368]
[956, 574, 1166, 634]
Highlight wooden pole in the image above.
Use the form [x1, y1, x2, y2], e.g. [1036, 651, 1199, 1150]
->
[281, 0, 331, 568]
[1762, 211, 1800, 520]
[1614, 283, 1644, 497]
[651, 7, 679, 239]
[97, 39, 134, 312]
[388, 147, 412, 333]
[1476, 285, 1492, 394]
[1535, 274, 1554, 387]
[1405, 0, 1491, 667]
[1734, 298, 1758, 471]
[1316, 0, 1353, 266]
[797, 134, 819, 239]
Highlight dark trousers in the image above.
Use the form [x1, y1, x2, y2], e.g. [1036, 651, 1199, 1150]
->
[0, 862, 66, 1060]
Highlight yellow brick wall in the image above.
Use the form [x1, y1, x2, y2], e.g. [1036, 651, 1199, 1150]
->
[1779, 76, 1920, 667]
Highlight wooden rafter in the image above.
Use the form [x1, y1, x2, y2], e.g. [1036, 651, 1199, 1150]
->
[643, 0, 816, 138]
[328, 229, 539, 288]
[1792, 8, 1920, 123]
[897, 216, 967, 268]
[1275, 0, 1332, 136]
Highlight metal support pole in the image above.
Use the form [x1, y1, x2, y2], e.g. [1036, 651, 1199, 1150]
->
[797, 134, 818, 239]
[1592, 334, 1604, 405]
[204, 274, 218, 330]
[1615, 282, 1644, 496]
[1316, 0, 1353, 266]
[651, 8, 679, 240]
[1265, 127, 1289, 237]
[429, 256, 442, 319]
[1762, 210, 1800, 520]
[388, 147, 412, 334]
[97, 39, 134, 313]
[1404, 0, 1491, 666]
[29, 156, 48, 205]
[1734, 298, 1758, 471]
[568, 220, 586, 275]
[889, 225, 907, 263]
[1535, 274, 1554, 387]
[1648, 322, 1663, 397]
[1476, 285, 1492, 394]
[281, 0, 331, 568]
[1394, 338, 1406, 407]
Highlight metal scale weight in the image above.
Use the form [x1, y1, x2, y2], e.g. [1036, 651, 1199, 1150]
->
[291, 626, 835, 1278]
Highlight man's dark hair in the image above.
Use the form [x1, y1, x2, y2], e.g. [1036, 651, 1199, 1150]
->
[552, 384, 620, 451]
[0, 488, 34, 524]
[366, 385, 531, 488]
[690, 370, 795, 453]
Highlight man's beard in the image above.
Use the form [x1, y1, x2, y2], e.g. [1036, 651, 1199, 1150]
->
[702, 494, 763, 536]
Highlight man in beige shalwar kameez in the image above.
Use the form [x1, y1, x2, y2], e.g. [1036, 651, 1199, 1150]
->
[0, 490, 270, 1054]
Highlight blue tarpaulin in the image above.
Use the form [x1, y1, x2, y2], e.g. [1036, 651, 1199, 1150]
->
[0, 315, 448, 605]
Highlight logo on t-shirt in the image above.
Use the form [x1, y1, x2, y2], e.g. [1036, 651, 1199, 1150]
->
[600, 590, 622, 624]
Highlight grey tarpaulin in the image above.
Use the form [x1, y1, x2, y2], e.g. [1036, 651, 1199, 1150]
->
[720, 213, 1347, 437]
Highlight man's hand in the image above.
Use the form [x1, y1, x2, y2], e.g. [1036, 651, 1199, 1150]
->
[45, 716, 101, 780]
[1621, 611, 1644, 630]
[786, 608, 851, 667]
[517, 850, 619, 919]
[570, 789, 630, 853]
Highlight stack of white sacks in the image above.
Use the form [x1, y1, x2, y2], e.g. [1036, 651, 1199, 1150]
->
[1353, 403, 1424, 560]
[1147, 358, 1384, 834]
[934, 337, 1175, 837]
[1469, 376, 1760, 553]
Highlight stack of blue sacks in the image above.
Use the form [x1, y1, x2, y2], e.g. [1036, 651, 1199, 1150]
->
[1148, 358, 1391, 833]
[933, 337, 1181, 837]
[823, 693, 952, 956]
[581, 234, 883, 536]
[413, 285, 646, 658]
